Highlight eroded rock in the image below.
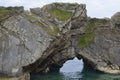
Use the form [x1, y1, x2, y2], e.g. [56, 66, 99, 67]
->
[0, 2, 120, 80]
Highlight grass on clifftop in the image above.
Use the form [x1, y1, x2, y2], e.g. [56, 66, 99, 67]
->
[86, 18, 108, 33]
[0, 7, 11, 20]
[54, 3, 77, 10]
[51, 9, 72, 21]
[78, 18, 109, 48]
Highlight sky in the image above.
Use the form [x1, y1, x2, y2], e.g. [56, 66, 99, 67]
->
[0, 0, 120, 18]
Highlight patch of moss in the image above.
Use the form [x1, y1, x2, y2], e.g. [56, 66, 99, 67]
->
[51, 8, 72, 21]
[54, 3, 77, 10]
[23, 13, 43, 27]
[34, 21, 43, 27]
[23, 13, 37, 22]
[52, 25, 59, 36]
[0, 7, 11, 20]
[54, 3, 63, 7]
[77, 18, 109, 48]
[77, 32, 95, 48]
[67, 3, 77, 7]
[87, 18, 108, 33]
[33, 21, 59, 36]
[23, 13, 59, 36]
[43, 25, 59, 36]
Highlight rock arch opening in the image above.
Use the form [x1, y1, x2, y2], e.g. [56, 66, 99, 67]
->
[31, 57, 85, 80]
[58, 57, 84, 79]
[60, 57, 83, 73]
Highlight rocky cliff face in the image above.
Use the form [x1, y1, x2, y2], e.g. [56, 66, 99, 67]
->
[0, 2, 120, 80]
[77, 18, 120, 74]
[0, 3, 84, 77]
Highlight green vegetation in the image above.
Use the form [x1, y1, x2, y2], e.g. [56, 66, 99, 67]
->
[78, 18, 108, 48]
[0, 78, 11, 80]
[54, 3, 77, 10]
[23, 13, 38, 22]
[66, 3, 78, 10]
[0, 7, 11, 20]
[53, 2, 77, 12]
[51, 9, 72, 21]
[86, 18, 108, 33]
[77, 32, 95, 48]
[52, 25, 59, 36]
[54, 3, 63, 7]
[23, 13, 59, 36]
[23, 13, 43, 27]
[43, 25, 59, 36]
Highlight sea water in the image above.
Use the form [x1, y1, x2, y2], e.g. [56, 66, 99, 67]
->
[31, 58, 120, 80]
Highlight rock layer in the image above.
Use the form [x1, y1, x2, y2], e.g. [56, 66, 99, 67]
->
[0, 2, 120, 80]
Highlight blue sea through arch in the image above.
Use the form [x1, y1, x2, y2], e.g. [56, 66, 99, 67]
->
[31, 57, 120, 80]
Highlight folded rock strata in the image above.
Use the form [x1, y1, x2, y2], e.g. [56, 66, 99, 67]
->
[0, 3, 120, 80]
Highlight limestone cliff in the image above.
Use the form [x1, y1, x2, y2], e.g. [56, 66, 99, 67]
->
[0, 2, 120, 80]
[0, 3, 84, 77]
